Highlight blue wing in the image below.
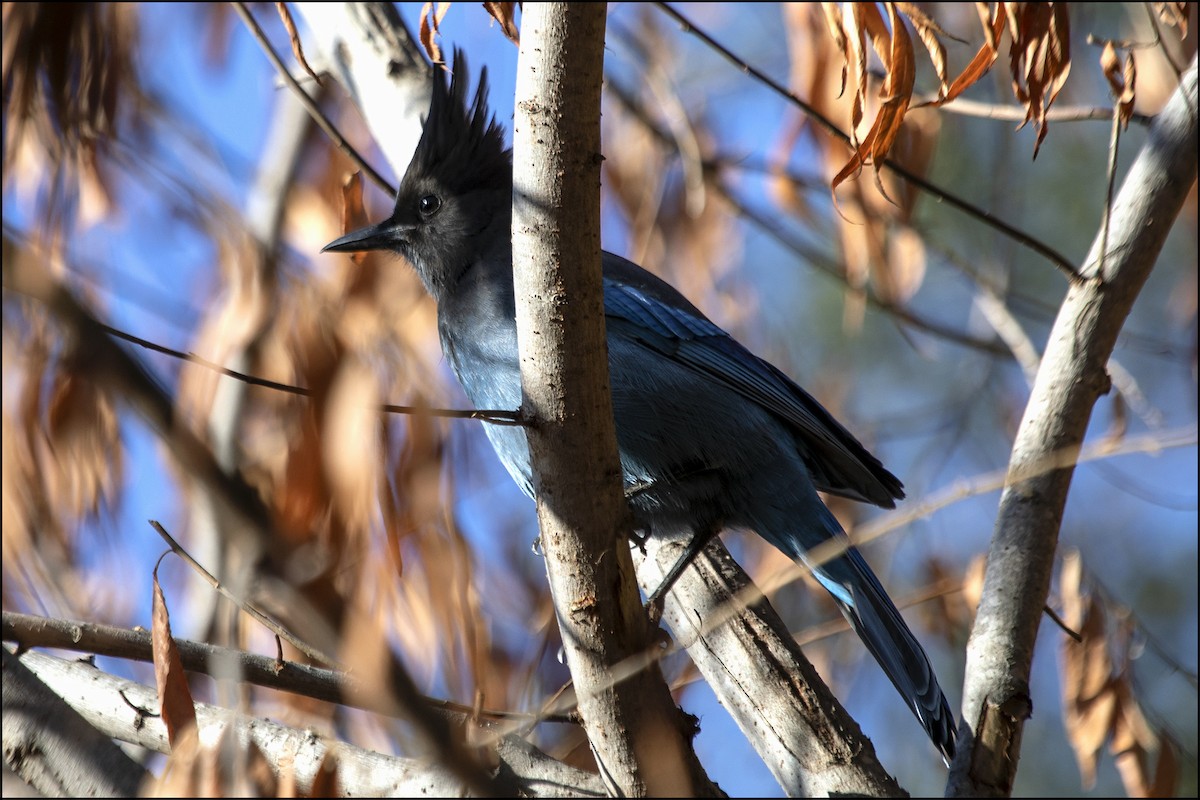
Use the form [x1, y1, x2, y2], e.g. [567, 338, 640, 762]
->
[601, 252, 902, 508]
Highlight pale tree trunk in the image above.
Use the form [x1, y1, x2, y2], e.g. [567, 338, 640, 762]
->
[947, 56, 1198, 797]
[512, 3, 718, 796]
[7, 643, 605, 797]
[3, 648, 148, 796]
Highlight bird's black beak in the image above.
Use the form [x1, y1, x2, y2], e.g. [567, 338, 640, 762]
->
[321, 215, 412, 254]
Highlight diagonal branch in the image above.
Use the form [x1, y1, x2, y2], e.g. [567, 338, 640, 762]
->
[947, 56, 1197, 797]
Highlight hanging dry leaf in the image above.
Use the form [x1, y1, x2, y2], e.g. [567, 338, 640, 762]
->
[896, 2, 954, 99]
[1099, 40, 1137, 130]
[919, 3, 1075, 156]
[418, 2, 451, 65]
[818, 2, 851, 97]
[832, 4, 916, 198]
[340, 171, 367, 245]
[45, 367, 122, 519]
[275, 2, 321, 86]
[918, 3, 1008, 109]
[1059, 550, 1116, 789]
[1110, 677, 1172, 797]
[1006, 2, 1072, 157]
[149, 724, 203, 797]
[323, 358, 382, 534]
[778, 4, 935, 319]
[1154, 2, 1190, 37]
[306, 747, 342, 798]
[152, 559, 198, 747]
[1109, 615, 1179, 798]
[483, 2, 519, 46]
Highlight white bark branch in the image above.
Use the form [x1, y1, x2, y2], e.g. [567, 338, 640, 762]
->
[8, 647, 604, 797]
[948, 56, 1198, 797]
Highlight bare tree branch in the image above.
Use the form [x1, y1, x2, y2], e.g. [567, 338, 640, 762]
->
[8, 647, 602, 797]
[633, 535, 907, 796]
[512, 4, 718, 796]
[3, 648, 148, 797]
[948, 56, 1198, 797]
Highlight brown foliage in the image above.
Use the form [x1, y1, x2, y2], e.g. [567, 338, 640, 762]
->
[152, 559, 198, 747]
[1059, 551, 1178, 796]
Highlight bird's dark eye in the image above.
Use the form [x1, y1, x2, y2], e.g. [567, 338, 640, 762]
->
[418, 194, 442, 217]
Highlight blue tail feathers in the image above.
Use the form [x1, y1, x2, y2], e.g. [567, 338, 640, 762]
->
[810, 544, 958, 763]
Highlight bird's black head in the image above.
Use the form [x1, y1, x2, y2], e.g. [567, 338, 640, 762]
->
[323, 49, 512, 300]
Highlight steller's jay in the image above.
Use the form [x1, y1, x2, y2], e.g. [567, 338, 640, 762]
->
[324, 52, 957, 763]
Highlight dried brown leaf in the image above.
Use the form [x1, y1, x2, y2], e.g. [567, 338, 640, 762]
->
[832, 3, 916, 198]
[275, 2, 322, 87]
[152, 560, 197, 747]
[1100, 41, 1137, 129]
[149, 724, 203, 797]
[844, 2, 874, 148]
[274, 410, 331, 539]
[896, 2, 953, 97]
[1059, 551, 1118, 788]
[979, 2, 1001, 53]
[920, 2, 1008, 108]
[1155, 2, 1190, 37]
[306, 748, 341, 798]
[1, 308, 78, 607]
[418, 2, 451, 65]
[1007, 2, 1072, 157]
[324, 359, 382, 534]
[1111, 676, 1170, 797]
[45, 368, 121, 518]
[1, 3, 139, 227]
[819, 2, 851, 97]
[483, 2, 520, 46]
[783, 5, 933, 305]
[339, 171, 368, 265]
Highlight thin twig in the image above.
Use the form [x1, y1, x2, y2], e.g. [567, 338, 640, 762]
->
[97, 321, 524, 425]
[1098, 105, 1124, 278]
[911, 94, 1153, 126]
[232, 2, 395, 196]
[1041, 603, 1083, 642]
[150, 520, 341, 669]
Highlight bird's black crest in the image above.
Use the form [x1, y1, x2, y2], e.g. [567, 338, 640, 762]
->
[408, 49, 510, 193]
